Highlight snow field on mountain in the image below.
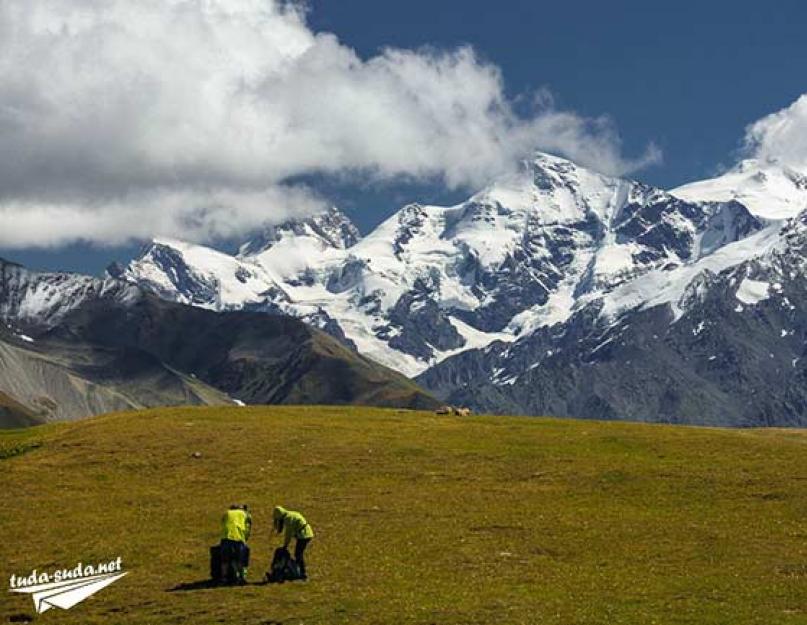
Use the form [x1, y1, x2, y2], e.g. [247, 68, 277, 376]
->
[597, 223, 785, 321]
[673, 159, 807, 221]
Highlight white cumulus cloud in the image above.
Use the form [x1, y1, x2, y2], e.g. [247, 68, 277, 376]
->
[0, 0, 660, 248]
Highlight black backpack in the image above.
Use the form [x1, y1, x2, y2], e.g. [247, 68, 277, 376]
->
[210, 544, 222, 582]
[265, 547, 301, 583]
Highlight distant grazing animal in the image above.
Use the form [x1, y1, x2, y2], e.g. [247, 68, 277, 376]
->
[436, 406, 472, 416]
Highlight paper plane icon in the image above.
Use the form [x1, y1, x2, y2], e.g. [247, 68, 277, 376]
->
[11, 571, 128, 613]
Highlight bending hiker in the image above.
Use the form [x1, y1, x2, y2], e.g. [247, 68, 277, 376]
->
[220, 504, 252, 584]
[273, 506, 314, 580]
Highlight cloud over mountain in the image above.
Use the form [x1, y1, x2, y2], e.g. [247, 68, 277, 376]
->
[744, 94, 807, 169]
[0, 0, 658, 248]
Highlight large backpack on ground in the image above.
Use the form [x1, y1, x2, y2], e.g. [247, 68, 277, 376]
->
[265, 547, 301, 583]
[210, 544, 222, 582]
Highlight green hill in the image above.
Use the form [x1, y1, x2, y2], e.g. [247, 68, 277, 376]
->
[2, 407, 806, 624]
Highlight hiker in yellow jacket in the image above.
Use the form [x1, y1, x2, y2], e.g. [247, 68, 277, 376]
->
[221, 504, 252, 584]
[273, 506, 314, 580]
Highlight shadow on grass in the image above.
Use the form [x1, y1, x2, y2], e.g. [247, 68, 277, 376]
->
[168, 579, 269, 592]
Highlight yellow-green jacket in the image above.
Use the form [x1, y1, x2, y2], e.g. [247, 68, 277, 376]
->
[273, 506, 314, 545]
[221, 508, 252, 543]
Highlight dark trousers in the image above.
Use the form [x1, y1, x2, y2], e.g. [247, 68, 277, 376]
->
[220, 539, 248, 582]
[294, 538, 312, 579]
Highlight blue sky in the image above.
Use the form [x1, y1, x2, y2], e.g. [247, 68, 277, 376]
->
[2, 0, 807, 274]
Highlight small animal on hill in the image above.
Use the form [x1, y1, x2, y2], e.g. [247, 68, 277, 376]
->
[436, 406, 472, 417]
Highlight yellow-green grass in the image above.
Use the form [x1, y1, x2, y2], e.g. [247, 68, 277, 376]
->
[2, 406, 807, 625]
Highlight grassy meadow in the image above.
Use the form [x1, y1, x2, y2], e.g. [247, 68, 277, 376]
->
[2, 406, 807, 624]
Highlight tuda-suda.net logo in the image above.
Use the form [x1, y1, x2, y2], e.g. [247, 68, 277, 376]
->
[8, 557, 127, 614]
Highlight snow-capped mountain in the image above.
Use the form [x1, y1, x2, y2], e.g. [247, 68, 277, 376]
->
[673, 158, 807, 220]
[0, 257, 439, 422]
[9, 149, 807, 425]
[238, 205, 362, 256]
[414, 158, 807, 425]
[0, 258, 140, 331]
[419, 209, 807, 425]
[112, 151, 807, 425]
[120, 153, 762, 377]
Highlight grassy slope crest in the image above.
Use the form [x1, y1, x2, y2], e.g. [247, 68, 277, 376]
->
[2, 406, 806, 624]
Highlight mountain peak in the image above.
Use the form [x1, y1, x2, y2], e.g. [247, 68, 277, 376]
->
[531, 150, 588, 171]
[672, 159, 807, 221]
[0, 257, 140, 332]
[238, 206, 361, 257]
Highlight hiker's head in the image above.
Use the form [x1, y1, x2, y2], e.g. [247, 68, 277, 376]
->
[273, 506, 287, 533]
